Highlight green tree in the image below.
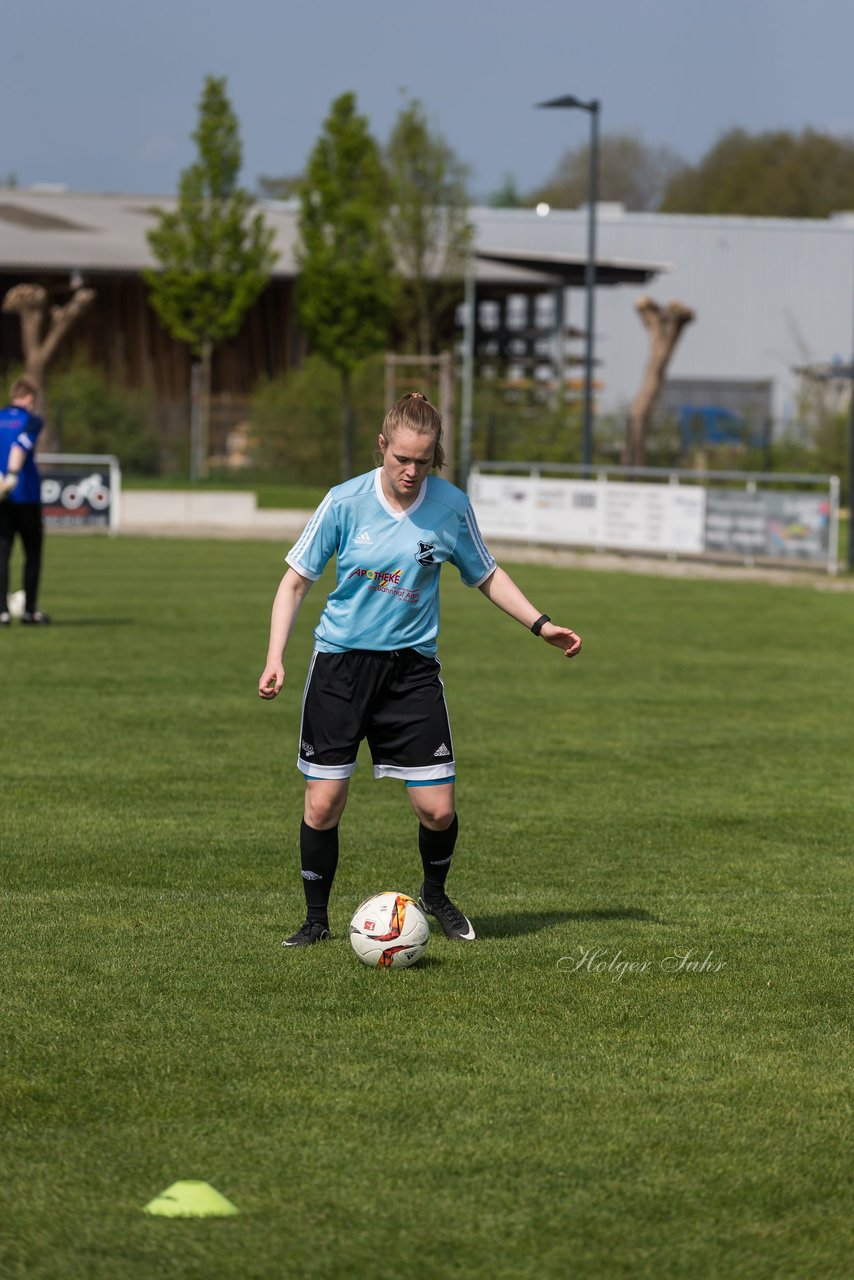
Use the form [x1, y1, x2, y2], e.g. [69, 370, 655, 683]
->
[385, 95, 473, 355]
[297, 91, 393, 480]
[660, 128, 854, 217]
[144, 75, 277, 479]
[531, 132, 686, 211]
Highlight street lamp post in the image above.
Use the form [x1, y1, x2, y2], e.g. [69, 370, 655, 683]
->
[460, 248, 476, 491]
[536, 94, 600, 471]
[848, 360, 854, 570]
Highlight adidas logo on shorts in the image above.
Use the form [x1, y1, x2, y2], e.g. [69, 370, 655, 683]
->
[301, 741, 315, 757]
[433, 743, 450, 757]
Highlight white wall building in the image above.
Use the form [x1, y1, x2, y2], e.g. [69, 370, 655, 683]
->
[471, 205, 854, 431]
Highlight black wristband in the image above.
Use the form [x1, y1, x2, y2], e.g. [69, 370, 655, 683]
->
[531, 614, 550, 636]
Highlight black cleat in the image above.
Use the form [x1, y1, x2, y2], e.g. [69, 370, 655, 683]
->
[418, 886, 476, 942]
[21, 610, 50, 625]
[282, 919, 330, 948]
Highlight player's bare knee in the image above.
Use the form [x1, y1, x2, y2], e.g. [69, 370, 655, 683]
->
[303, 797, 341, 829]
[304, 783, 348, 829]
[411, 795, 455, 830]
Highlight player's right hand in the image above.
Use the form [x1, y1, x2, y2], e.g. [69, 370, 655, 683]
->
[258, 663, 284, 699]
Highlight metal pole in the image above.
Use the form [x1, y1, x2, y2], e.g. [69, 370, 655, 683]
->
[553, 284, 566, 411]
[582, 102, 599, 472]
[439, 351, 455, 485]
[846, 235, 854, 571]
[460, 251, 476, 492]
[189, 362, 201, 483]
[848, 365, 854, 570]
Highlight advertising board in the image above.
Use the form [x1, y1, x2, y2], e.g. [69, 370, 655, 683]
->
[469, 473, 705, 555]
[468, 468, 836, 570]
[37, 455, 120, 533]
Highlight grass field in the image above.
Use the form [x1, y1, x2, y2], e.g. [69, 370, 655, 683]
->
[2, 536, 852, 1279]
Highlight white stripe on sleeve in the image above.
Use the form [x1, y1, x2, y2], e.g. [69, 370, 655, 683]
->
[288, 491, 334, 565]
[464, 504, 495, 571]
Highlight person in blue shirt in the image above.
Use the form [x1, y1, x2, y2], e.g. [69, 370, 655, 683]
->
[0, 376, 50, 625]
[258, 392, 582, 947]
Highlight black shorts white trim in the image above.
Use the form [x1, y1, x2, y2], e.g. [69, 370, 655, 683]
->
[297, 648, 455, 783]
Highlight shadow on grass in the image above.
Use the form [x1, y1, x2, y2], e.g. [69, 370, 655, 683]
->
[476, 907, 659, 939]
[47, 618, 137, 627]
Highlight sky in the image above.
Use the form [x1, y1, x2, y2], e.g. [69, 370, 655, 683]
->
[4, 0, 854, 200]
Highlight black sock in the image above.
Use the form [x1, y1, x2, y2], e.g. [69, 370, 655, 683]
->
[300, 820, 339, 924]
[419, 813, 459, 900]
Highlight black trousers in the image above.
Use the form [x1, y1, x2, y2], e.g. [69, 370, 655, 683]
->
[0, 502, 44, 613]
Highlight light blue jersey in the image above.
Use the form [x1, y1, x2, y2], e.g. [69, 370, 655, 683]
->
[286, 468, 496, 655]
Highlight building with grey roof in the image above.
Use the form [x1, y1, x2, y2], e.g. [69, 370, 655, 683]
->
[0, 188, 851, 436]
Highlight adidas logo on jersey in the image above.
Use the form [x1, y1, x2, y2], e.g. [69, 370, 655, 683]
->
[354, 529, 373, 544]
[433, 743, 450, 757]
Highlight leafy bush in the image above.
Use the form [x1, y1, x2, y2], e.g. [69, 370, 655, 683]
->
[813, 413, 847, 488]
[50, 364, 159, 474]
[467, 380, 589, 467]
[251, 354, 387, 486]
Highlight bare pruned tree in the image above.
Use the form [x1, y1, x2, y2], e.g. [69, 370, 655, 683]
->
[624, 296, 695, 467]
[2, 282, 96, 445]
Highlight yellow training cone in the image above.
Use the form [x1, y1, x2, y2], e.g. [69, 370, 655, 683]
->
[143, 1180, 239, 1218]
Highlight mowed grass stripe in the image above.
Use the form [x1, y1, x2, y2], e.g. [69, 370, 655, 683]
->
[1, 536, 851, 1279]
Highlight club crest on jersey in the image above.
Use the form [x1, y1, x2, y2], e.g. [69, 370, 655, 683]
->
[415, 541, 437, 566]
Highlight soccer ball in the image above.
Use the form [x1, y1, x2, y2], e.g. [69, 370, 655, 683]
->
[349, 892, 430, 968]
[8, 590, 25, 620]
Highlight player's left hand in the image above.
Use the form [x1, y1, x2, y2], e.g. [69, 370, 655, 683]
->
[540, 623, 582, 658]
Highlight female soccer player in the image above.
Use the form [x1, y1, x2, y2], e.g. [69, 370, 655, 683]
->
[258, 392, 581, 947]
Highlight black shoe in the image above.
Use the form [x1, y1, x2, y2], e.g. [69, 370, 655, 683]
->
[21, 610, 50, 625]
[282, 919, 330, 948]
[418, 886, 476, 942]
[0, 612, 9, 627]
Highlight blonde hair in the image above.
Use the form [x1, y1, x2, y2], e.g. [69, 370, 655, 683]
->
[381, 392, 445, 470]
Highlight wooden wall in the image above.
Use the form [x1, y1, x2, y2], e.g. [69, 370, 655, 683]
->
[0, 271, 303, 398]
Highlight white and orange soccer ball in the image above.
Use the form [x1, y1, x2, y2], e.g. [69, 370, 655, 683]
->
[349, 892, 430, 968]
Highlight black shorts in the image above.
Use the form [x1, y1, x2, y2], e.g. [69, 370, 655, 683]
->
[298, 649, 455, 783]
